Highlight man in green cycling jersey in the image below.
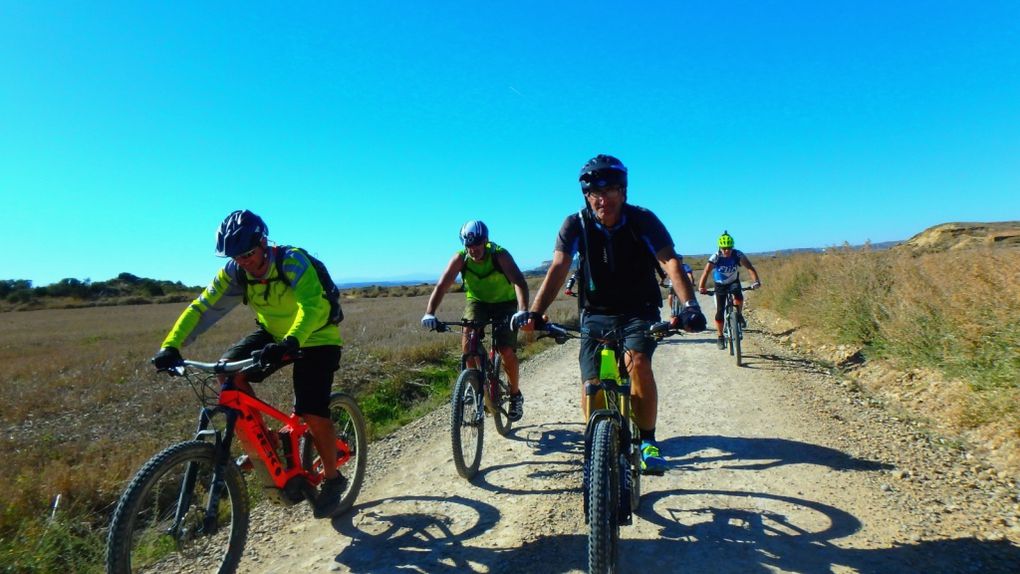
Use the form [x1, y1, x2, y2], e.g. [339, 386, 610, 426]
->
[698, 231, 762, 350]
[151, 210, 346, 518]
[517, 154, 707, 474]
[422, 220, 530, 421]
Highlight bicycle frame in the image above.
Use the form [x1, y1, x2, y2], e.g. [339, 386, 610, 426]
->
[582, 335, 638, 526]
[184, 361, 351, 504]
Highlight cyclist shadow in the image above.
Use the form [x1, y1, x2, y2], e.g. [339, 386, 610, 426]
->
[631, 488, 1020, 573]
[658, 435, 893, 473]
[329, 495, 589, 573]
[466, 422, 586, 496]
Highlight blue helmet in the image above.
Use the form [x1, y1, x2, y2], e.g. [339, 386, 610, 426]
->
[460, 220, 488, 247]
[579, 154, 628, 193]
[215, 210, 267, 257]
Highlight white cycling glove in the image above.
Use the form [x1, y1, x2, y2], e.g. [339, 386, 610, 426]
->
[510, 310, 530, 331]
[421, 313, 439, 331]
[750, 281, 762, 290]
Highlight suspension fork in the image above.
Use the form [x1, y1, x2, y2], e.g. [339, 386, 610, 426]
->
[172, 408, 238, 537]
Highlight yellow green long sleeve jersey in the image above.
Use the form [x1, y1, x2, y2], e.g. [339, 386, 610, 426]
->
[161, 247, 343, 350]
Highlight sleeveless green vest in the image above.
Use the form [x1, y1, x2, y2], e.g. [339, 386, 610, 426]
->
[460, 242, 516, 303]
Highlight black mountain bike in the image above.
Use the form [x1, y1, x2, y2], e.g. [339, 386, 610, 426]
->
[539, 320, 681, 574]
[708, 283, 756, 366]
[432, 319, 514, 479]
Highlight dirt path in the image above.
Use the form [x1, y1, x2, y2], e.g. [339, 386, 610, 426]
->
[237, 298, 1020, 573]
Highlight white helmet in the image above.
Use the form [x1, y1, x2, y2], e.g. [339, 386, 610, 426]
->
[460, 220, 489, 246]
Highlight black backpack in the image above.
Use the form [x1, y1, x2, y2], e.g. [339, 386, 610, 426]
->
[234, 245, 344, 325]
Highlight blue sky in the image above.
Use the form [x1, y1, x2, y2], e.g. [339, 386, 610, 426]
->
[3, 2, 1018, 288]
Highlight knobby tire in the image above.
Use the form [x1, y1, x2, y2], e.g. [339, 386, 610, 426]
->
[588, 419, 620, 574]
[451, 369, 484, 479]
[730, 309, 742, 366]
[490, 354, 513, 437]
[106, 440, 249, 574]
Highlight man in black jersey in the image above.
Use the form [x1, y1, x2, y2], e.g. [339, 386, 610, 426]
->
[516, 154, 706, 474]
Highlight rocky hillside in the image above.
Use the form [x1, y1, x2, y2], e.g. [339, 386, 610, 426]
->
[897, 221, 1020, 253]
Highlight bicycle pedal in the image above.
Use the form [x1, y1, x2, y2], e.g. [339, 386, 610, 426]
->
[235, 454, 254, 472]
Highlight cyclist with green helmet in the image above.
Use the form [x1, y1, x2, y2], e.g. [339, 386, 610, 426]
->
[421, 220, 530, 421]
[698, 231, 762, 349]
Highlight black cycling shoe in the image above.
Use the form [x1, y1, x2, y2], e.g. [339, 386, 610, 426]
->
[313, 475, 347, 519]
[508, 392, 524, 422]
[717, 336, 726, 350]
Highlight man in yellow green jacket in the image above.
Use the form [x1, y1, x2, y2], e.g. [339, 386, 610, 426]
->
[151, 209, 346, 518]
[422, 220, 530, 421]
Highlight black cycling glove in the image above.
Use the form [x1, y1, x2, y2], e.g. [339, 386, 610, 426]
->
[254, 336, 299, 368]
[679, 305, 707, 333]
[152, 347, 183, 370]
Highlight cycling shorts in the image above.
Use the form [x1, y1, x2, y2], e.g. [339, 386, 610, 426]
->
[463, 299, 518, 349]
[222, 327, 341, 418]
[578, 310, 659, 381]
[714, 282, 744, 322]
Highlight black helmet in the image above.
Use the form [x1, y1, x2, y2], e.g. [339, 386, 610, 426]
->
[215, 210, 267, 257]
[579, 154, 628, 192]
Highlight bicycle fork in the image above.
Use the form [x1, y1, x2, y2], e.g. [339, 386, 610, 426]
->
[171, 409, 237, 540]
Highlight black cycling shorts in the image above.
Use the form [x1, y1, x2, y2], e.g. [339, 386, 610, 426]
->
[578, 310, 659, 382]
[222, 327, 341, 418]
[713, 282, 743, 322]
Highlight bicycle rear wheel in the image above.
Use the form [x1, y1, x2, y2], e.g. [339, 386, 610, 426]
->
[304, 393, 368, 518]
[451, 369, 484, 479]
[490, 355, 513, 437]
[730, 309, 742, 366]
[106, 440, 249, 574]
[588, 418, 620, 574]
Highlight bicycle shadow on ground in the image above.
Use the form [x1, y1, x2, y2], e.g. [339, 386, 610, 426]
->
[658, 435, 893, 473]
[329, 495, 502, 573]
[738, 352, 834, 375]
[628, 488, 1020, 573]
[463, 422, 585, 495]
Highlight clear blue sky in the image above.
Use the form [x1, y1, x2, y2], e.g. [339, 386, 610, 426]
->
[4, 2, 1018, 288]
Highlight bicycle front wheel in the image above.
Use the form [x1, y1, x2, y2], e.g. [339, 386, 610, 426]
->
[588, 418, 620, 574]
[106, 440, 249, 574]
[490, 355, 513, 437]
[451, 369, 484, 479]
[730, 309, 742, 366]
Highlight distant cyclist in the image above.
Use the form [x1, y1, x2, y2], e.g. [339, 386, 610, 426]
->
[663, 262, 695, 314]
[698, 231, 762, 349]
[516, 154, 707, 474]
[422, 220, 530, 422]
[150, 210, 347, 518]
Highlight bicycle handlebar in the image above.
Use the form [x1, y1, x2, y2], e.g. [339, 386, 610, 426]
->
[703, 282, 759, 297]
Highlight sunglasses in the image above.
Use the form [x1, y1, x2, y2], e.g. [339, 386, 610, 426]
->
[585, 187, 622, 200]
[233, 246, 259, 260]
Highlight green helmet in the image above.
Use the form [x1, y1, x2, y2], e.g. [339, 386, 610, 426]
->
[718, 231, 734, 249]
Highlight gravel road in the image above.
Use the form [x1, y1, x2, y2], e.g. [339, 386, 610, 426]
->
[235, 297, 1020, 573]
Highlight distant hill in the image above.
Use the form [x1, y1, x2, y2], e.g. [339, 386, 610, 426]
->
[895, 221, 1020, 254]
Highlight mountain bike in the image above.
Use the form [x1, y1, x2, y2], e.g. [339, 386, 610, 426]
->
[539, 320, 681, 574]
[107, 355, 367, 574]
[432, 318, 515, 479]
[707, 283, 756, 367]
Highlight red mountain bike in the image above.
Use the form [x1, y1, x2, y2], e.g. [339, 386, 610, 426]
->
[106, 355, 367, 574]
[432, 319, 514, 479]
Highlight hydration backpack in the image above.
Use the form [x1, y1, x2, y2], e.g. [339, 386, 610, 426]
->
[234, 245, 344, 325]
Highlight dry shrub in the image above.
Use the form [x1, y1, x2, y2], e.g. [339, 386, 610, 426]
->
[755, 245, 1020, 434]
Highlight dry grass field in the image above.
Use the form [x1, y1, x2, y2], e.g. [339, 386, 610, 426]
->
[0, 280, 578, 572]
[752, 244, 1020, 453]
